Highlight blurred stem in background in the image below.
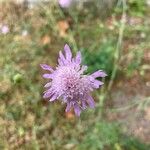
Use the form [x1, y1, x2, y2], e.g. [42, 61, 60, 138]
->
[42, 2, 78, 51]
[109, 97, 150, 113]
[98, 0, 127, 116]
[107, 0, 126, 91]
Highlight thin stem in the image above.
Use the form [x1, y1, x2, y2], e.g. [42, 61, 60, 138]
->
[98, 0, 127, 112]
[108, 97, 150, 113]
[107, 0, 126, 91]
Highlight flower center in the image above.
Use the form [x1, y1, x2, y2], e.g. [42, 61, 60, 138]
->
[61, 71, 80, 99]
[52, 66, 82, 99]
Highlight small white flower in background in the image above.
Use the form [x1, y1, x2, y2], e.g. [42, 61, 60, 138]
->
[22, 30, 28, 36]
[147, 0, 150, 6]
[141, 32, 146, 38]
[1, 25, 9, 34]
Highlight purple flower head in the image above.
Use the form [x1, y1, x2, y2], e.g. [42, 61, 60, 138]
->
[58, 0, 72, 8]
[1, 25, 9, 34]
[41, 44, 107, 116]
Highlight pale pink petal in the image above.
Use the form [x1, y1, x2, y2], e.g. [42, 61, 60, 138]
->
[73, 103, 81, 116]
[58, 58, 63, 66]
[65, 102, 72, 112]
[92, 80, 104, 89]
[75, 51, 81, 64]
[82, 100, 87, 110]
[43, 89, 53, 98]
[91, 70, 107, 78]
[49, 94, 58, 102]
[43, 74, 54, 79]
[59, 51, 66, 64]
[87, 95, 95, 108]
[64, 44, 72, 61]
[40, 64, 54, 72]
[79, 65, 88, 74]
[44, 82, 51, 88]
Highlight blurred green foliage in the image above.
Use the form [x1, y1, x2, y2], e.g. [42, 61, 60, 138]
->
[83, 41, 115, 77]
[128, 0, 146, 16]
[125, 49, 143, 77]
[79, 121, 150, 150]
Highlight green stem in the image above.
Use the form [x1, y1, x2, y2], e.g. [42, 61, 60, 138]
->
[98, 0, 127, 113]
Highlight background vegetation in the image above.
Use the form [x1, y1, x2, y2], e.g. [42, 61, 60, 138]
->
[0, 0, 150, 149]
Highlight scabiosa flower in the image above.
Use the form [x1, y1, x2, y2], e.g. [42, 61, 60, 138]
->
[41, 44, 107, 116]
[58, 0, 73, 8]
